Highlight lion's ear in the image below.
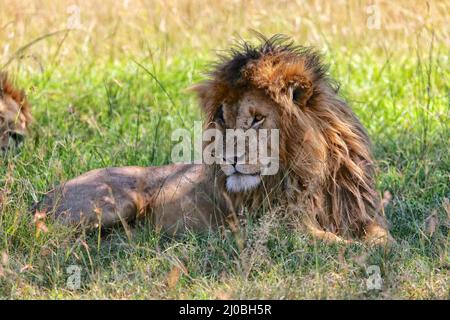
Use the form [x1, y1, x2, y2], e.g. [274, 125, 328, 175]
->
[187, 82, 211, 113]
[291, 81, 313, 108]
[188, 82, 208, 100]
[188, 81, 222, 125]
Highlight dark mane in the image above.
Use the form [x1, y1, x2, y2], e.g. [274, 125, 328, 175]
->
[211, 33, 330, 88]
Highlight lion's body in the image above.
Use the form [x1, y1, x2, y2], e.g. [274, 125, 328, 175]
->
[0, 73, 31, 151]
[40, 164, 229, 235]
[38, 35, 390, 244]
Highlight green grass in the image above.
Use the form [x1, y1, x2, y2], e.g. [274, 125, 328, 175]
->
[0, 10, 449, 298]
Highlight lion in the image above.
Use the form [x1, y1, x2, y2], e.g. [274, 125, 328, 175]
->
[0, 72, 32, 152]
[37, 35, 390, 244]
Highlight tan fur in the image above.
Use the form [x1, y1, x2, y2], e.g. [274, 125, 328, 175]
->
[38, 35, 391, 245]
[0, 73, 32, 151]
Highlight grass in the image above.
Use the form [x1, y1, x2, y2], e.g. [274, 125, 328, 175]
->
[0, 0, 449, 299]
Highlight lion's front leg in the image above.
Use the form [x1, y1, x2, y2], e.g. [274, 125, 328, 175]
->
[294, 191, 392, 245]
[363, 221, 393, 246]
[291, 191, 353, 244]
[302, 218, 353, 244]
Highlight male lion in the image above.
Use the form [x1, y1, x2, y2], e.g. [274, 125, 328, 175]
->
[38, 35, 390, 244]
[0, 73, 31, 152]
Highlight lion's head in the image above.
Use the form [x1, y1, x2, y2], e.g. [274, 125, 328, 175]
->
[193, 35, 385, 239]
[0, 73, 31, 152]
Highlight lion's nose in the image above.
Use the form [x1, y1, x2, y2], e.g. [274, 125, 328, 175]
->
[9, 132, 25, 144]
[223, 156, 238, 167]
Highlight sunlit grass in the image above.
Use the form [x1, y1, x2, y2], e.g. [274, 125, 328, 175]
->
[0, 0, 448, 299]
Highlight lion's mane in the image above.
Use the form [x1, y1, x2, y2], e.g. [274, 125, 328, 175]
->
[0, 72, 32, 125]
[195, 35, 385, 239]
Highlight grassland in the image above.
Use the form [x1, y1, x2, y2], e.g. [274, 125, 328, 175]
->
[0, 0, 448, 299]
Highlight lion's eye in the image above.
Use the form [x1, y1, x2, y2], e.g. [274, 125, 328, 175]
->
[252, 114, 265, 127]
[215, 105, 225, 125]
[292, 88, 303, 104]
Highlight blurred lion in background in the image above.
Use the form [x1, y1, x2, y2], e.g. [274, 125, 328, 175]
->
[38, 35, 391, 245]
[0, 72, 32, 152]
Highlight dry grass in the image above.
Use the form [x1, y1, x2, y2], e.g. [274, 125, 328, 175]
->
[0, 0, 449, 299]
[1, 0, 448, 66]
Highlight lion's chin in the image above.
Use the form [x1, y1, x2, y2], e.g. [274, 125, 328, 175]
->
[226, 174, 261, 193]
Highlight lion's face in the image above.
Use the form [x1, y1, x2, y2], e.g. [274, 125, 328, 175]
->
[0, 95, 27, 151]
[213, 89, 281, 192]
[0, 74, 31, 152]
[193, 49, 319, 193]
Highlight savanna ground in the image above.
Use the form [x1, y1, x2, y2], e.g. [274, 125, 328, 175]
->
[0, 0, 448, 299]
